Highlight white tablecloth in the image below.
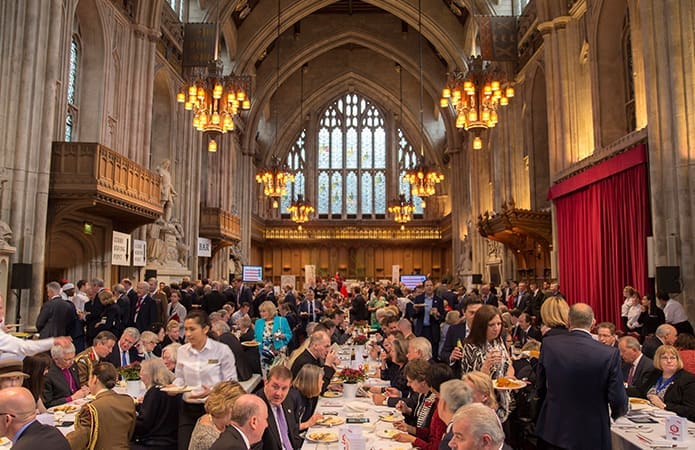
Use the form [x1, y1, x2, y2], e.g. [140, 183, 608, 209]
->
[301, 395, 412, 450]
[611, 406, 695, 450]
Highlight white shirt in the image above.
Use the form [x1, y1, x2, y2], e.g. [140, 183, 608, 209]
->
[72, 291, 89, 312]
[174, 338, 238, 400]
[626, 304, 643, 329]
[0, 329, 55, 357]
[663, 299, 689, 324]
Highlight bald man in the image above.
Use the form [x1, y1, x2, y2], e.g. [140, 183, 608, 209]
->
[0, 387, 70, 449]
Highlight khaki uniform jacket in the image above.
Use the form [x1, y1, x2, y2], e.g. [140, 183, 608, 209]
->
[74, 347, 100, 387]
[67, 389, 136, 450]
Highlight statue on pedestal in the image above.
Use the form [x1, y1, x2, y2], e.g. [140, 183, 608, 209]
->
[158, 159, 177, 224]
[0, 221, 11, 248]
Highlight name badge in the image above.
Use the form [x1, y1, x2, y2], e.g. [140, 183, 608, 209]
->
[208, 359, 219, 364]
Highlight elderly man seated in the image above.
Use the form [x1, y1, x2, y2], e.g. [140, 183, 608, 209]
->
[43, 344, 90, 407]
[448, 402, 512, 450]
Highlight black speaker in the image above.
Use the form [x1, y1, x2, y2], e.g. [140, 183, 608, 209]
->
[656, 266, 681, 293]
[11, 263, 32, 289]
[472, 274, 483, 284]
[144, 269, 158, 280]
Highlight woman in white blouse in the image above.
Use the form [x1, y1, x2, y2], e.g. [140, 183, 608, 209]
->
[171, 310, 238, 450]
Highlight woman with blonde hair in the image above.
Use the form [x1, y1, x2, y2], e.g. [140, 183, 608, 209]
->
[539, 296, 570, 338]
[94, 289, 122, 337]
[291, 364, 324, 430]
[462, 370, 499, 412]
[132, 358, 177, 449]
[188, 381, 246, 450]
[162, 320, 183, 347]
[140, 331, 160, 360]
[254, 300, 292, 376]
[641, 345, 695, 420]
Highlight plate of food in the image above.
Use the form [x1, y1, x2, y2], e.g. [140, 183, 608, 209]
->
[322, 390, 342, 398]
[160, 385, 194, 393]
[316, 416, 345, 427]
[521, 350, 540, 358]
[306, 432, 339, 443]
[10, 332, 32, 338]
[377, 428, 400, 439]
[48, 404, 80, 414]
[378, 412, 404, 422]
[493, 377, 527, 390]
[629, 397, 650, 405]
[241, 341, 260, 347]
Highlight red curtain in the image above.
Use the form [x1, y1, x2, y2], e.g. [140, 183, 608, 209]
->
[549, 145, 650, 327]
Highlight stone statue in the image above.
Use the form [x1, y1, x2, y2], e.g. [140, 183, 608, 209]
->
[158, 159, 177, 223]
[0, 220, 11, 247]
[146, 219, 167, 264]
[171, 219, 189, 266]
[229, 242, 243, 276]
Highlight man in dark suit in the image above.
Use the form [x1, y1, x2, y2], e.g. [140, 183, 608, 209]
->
[106, 327, 142, 368]
[529, 282, 545, 318]
[211, 394, 268, 450]
[481, 284, 498, 307]
[438, 379, 473, 450]
[121, 277, 138, 314]
[596, 322, 619, 348]
[536, 303, 628, 450]
[642, 323, 678, 359]
[0, 387, 70, 450]
[518, 312, 542, 345]
[513, 282, 532, 313]
[43, 344, 90, 408]
[290, 330, 340, 392]
[411, 279, 444, 359]
[299, 289, 324, 326]
[36, 281, 76, 339]
[233, 278, 254, 310]
[619, 335, 655, 397]
[133, 282, 158, 332]
[213, 321, 252, 382]
[253, 366, 302, 450]
[202, 281, 227, 315]
[440, 299, 483, 377]
[85, 278, 107, 343]
[252, 283, 276, 317]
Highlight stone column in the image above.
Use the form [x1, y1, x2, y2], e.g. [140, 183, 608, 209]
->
[639, 0, 695, 321]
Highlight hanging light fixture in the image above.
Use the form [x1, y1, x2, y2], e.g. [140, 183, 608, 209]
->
[440, 55, 514, 149]
[255, 0, 294, 207]
[288, 194, 315, 224]
[404, 0, 444, 207]
[176, 1, 251, 148]
[388, 194, 415, 225]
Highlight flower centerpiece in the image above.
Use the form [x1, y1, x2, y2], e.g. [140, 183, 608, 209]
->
[352, 334, 369, 346]
[119, 362, 141, 381]
[336, 367, 367, 384]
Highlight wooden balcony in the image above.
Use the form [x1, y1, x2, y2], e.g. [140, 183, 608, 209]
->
[50, 142, 162, 231]
[200, 206, 241, 242]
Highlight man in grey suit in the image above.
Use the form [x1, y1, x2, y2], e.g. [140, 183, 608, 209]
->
[211, 394, 268, 450]
[619, 335, 655, 397]
[36, 281, 75, 339]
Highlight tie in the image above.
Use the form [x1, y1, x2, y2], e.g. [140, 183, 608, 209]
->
[274, 405, 293, 450]
[627, 364, 636, 385]
[310, 302, 315, 322]
[122, 351, 128, 367]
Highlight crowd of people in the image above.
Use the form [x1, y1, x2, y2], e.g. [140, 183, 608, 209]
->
[0, 275, 693, 450]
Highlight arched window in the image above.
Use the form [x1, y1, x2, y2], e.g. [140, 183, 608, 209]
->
[317, 94, 386, 219]
[168, 0, 185, 21]
[622, 11, 636, 132]
[397, 129, 424, 215]
[65, 35, 80, 142]
[281, 130, 307, 214]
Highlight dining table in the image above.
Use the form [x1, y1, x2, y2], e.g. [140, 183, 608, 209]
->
[611, 401, 695, 450]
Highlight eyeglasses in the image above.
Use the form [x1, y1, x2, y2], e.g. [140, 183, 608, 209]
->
[660, 355, 678, 361]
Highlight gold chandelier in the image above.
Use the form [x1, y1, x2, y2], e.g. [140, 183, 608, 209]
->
[388, 194, 415, 227]
[255, 156, 294, 207]
[440, 55, 514, 149]
[288, 195, 314, 224]
[404, 0, 444, 207]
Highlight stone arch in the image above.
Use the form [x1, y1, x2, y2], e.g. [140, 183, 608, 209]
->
[593, 0, 630, 147]
[528, 64, 549, 209]
[151, 69, 175, 167]
[74, 0, 106, 142]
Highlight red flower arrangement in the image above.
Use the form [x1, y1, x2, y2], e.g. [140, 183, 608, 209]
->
[352, 334, 369, 345]
[336, 367, 367, 384]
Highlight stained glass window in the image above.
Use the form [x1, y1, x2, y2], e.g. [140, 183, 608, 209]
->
[397, 129, 424, 214]
[281, 130, 306, 214]
[316, 93, 387, 218]
[65, 35, 80, 142]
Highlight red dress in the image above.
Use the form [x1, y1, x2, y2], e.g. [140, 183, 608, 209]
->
[413, 398, 446, 450]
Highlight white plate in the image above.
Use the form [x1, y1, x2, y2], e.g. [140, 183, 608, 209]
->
[160, 385, 194, 393]
[47, 404, 80, 414]
[345, 401, 369, 412]
[321, 391, 343, 398]
[241, 341, 260, 347]
[378, 413, 404, 423]
[306, 432, 339, 443]
[493, 378, 526, 390]
[377, 428, 400, 439]
[316, 416, 345, 427]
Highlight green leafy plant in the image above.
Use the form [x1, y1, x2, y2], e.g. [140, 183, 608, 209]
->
[118, 362, 141, 381]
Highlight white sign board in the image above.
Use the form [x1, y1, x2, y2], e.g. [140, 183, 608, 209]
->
[198, 237, 212, 257]
[392, 265, 400, 284]
[111, 231, 131, 266]
[132, 239, 147, 266]
[305, 265, 316, 287]
[280, 275, 296, 290]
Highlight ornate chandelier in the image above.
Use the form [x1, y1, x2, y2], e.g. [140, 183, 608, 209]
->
[404, 0, 444, 207]
[255, 155, 294, 208]
[440, 55, 514, 149]
[288, 194, 314, 224]
[388, 194, 415, 227]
